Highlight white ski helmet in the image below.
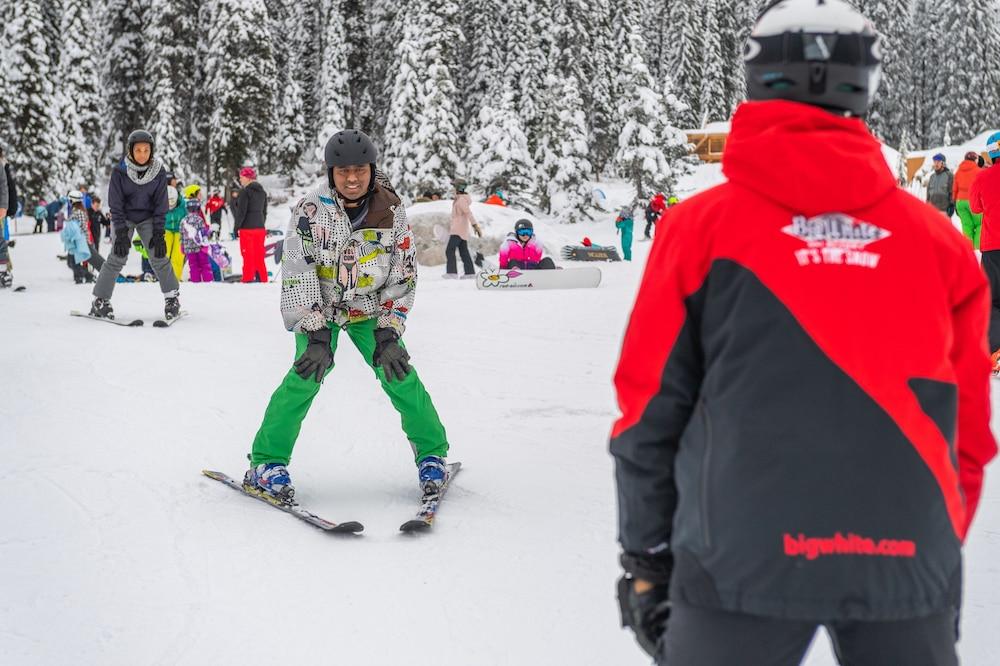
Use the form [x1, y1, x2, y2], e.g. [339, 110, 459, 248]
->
[744, 0, 882, 117]
[167, 185, 179, 209]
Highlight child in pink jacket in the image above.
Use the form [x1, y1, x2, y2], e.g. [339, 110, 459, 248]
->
[498, 219, 555, 269]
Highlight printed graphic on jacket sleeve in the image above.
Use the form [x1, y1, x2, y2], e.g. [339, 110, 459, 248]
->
[783, 213, 891, 269]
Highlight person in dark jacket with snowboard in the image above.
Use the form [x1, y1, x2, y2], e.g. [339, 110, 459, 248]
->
[611, 2, 997, 665]
[233, 166, 268, 282]
[87, 129, 181, 321]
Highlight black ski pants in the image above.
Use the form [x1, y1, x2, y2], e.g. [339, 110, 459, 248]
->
[981, 250, 1000, 352]
[507, 257, 556, 270]
[660, 603, 958, 666]
[445, 235, 474, 275]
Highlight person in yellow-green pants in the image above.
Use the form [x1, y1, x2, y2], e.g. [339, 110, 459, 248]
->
[243, 129, 450, 504]
[954, 152, 984, 248]
[164, 174, 186, 279]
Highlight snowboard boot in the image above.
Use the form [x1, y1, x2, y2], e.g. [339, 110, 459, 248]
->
[442, 273, 459, 280]
[460, 273, 476, 280]
[164, 296, 180, 320]
[244, 463, 295, 503]
[89, 297, 114, 319]
[417, 456, 448, 495]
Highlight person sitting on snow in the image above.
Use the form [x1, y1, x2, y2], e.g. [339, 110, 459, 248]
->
[485, 189, 508, 206]
[499, 219, 555, 270]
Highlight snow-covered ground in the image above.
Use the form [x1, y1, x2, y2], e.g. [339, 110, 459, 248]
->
[2, 175, 998, 665]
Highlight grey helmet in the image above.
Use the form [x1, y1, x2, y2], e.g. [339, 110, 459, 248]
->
[744, 0, 882, 117]
[126, 129, 155, 161]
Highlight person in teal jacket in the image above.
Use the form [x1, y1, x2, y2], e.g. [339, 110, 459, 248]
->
[615, 205, 634, 261]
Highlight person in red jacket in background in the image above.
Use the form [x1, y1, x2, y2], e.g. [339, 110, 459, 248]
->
[611, 2, 996, 665]
[971, 131, 1000, 372]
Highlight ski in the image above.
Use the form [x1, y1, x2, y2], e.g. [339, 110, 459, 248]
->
[152, 310, 189, 328]
[400, 462, 462, 533]
[201, 469, 364, 534]
[70, 310, 143, 326]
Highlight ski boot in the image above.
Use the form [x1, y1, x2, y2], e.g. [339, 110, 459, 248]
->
[89, 297, 114, 319]
[244, 463, 295, 504]
[164, 296, 180, 320]
[417, 456, 448, 495]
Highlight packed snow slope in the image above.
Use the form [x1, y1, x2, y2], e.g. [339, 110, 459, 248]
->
[2, 188, 999, 665]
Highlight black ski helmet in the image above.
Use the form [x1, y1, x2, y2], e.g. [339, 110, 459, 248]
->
[744, 0, 882, 117]
[126, 129, 155, 161]
[325, 129, 378, 192]
[514, 219, 533, 235]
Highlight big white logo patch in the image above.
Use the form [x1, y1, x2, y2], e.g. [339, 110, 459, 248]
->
[783, 213, 890, 269]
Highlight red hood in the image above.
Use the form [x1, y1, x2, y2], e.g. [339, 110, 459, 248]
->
[723, 101, 897, 216]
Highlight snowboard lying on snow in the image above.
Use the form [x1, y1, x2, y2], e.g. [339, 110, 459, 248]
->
[560, 245, 622, 262]
[476, 267, 601, 290]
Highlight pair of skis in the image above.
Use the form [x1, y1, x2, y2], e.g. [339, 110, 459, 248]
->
[201, 462, 461, 535]
[70, 310, 188, 327]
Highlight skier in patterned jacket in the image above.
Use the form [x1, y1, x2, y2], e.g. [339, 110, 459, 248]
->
[243, 129, 450, 502]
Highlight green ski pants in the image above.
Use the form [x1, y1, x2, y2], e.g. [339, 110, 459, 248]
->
[250, 318, 449, 467]
[957, 199, 983, 249]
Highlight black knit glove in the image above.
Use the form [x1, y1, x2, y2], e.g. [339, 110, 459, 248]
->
[617, 552, 673, 658]
[148, 229, 167, 258]
[293, 327, 334, 383]
[372, 328, 411, 382]
[112, 226, 131, 257]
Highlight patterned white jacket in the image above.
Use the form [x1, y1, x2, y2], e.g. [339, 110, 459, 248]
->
[279, 181, 417, 335]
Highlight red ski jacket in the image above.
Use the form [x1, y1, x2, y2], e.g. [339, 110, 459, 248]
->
[611, 100, 996, 622]
[971, 162, 1000, 251]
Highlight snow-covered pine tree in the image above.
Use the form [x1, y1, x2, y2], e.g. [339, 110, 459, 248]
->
[382, 0, 464, 198]
[584, 0, 621, 177]
[367, 0, 406, 144]
[59, 0, 103, 186]
[908, 0, 940, 147]
[700, 0, 730, 125]
[315, 0, 351, 156]
[535, 72, 595, 224]
[660, 74, 696, 192]
[344, 0, 374, 130]
[285, 0, 322, 143]
[513, 0, 555, 155]
[466, 92, 535, 197]
[263, 0, 308, 173]
[932, 0, 1000, 145]
[613, 0, 687, 200]
[463, 0, 509, 125]
[145, 0, 195, 176]
[206, 0, 278, 182]
[640, 0, 672, 82]
[382, 19, 423, 196]
[103, 0, 148, 161]
[666, 0, 706, 128]
[853, 0, 912, 145]
[0, 0, 62, 201]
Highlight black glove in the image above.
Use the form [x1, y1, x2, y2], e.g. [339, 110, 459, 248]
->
[148, 229, 167, 258]
[293, 327, 334, 383]
[617, 552, 674, 658]
[372, 328, 412, 382]
[113, 226, 131, 257]
[947, 204, 956, 217]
